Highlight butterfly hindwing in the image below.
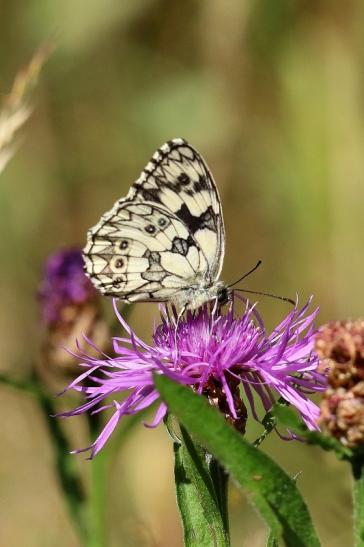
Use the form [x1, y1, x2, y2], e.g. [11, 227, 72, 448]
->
[84, 201, 209, 302]
[84, 138, 225, 307]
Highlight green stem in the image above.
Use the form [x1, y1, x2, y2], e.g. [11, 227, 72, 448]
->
[88, 451, 109, 547]
[39, 390, 88, 543]
[0, 372, 88, 543]
[173, 425, 230, 547]
[352, 458, 364, 547]
[0, 372, 42, 396]
[86, 411, 109, 547]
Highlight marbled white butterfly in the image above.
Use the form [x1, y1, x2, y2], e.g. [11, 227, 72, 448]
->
[83, 138, 230, 310]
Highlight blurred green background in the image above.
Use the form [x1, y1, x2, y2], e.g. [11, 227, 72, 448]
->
[1, 1, 363, 545]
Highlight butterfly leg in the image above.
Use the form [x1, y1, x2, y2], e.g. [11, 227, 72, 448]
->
[211, 296, 219, 317]
[174, 305, 187, 355]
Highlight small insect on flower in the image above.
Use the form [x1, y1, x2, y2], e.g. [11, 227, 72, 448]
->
[59, 294, 326, 458]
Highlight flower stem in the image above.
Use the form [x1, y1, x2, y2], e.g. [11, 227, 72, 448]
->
[173, 424, 230, 547]
[352, 457, 364, 547]
[0, 372, 88, 542]
[86, 412, 109, 547]
[39, 390, 88, 543]
[87, 451, 108, 547]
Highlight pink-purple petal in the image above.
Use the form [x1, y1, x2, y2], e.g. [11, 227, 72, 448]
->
[61, 294, 326, 457]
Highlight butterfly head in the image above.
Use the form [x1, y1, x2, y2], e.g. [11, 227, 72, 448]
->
[175, 281, 231, 311]
[216, 285, 231, 307]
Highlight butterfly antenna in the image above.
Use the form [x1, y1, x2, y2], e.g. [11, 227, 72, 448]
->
[228, 260, 262, 288]
[234, 288, 295, 306]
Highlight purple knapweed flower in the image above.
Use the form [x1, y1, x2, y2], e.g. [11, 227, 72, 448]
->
[60, 294, 326, 458]
[39, 248, 96, 326]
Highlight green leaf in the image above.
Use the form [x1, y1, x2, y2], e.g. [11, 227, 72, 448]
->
[154, 374, 321, 547]
[174, 426, 230, 547]
[272, 403, 354, 460]
[208, 457, 230, 535]
[266, 531, 280, 547]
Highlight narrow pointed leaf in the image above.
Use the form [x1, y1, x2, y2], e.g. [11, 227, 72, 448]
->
[155, 374, 321, 547]
[174, 426, 230, 546]
[272, 403, 353, 460]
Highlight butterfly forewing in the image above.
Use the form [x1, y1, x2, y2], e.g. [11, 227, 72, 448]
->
[84, 138, 225, 306]
[127, 139, 225, 279]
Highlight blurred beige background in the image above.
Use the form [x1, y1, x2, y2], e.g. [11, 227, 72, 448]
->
[1, 1, 363, 546]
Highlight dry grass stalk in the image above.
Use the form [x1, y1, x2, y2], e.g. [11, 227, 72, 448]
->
[0, 42, 52, 173]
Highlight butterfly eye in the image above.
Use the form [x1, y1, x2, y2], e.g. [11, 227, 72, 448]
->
[119, 240, 128, 250]
[145, 224, 156, 234]
[217, 287, 229, 306]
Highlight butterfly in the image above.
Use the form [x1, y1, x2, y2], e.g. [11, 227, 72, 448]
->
[83, 138, 230, 310]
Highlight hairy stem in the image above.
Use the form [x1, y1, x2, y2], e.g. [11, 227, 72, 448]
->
[352, 458, 364, 547]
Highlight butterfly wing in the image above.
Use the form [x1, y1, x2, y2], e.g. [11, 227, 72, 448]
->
[125, 138, 225, 281]
[84, 201, 211, 301]
[84, 138, 225, 303]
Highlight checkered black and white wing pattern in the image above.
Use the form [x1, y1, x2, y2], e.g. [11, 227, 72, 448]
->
[84, 201, 213, 301]
[83, 138, 225, 305]
[127, 138, 225, 281]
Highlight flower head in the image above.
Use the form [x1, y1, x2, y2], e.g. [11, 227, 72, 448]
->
[39, 248, 96, 327]
[60, 294, 326, 458]
[37, 248, 109, 389]
[317, 320, 364, 447]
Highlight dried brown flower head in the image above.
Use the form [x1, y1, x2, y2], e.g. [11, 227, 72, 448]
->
[317, 320, 364, 447]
